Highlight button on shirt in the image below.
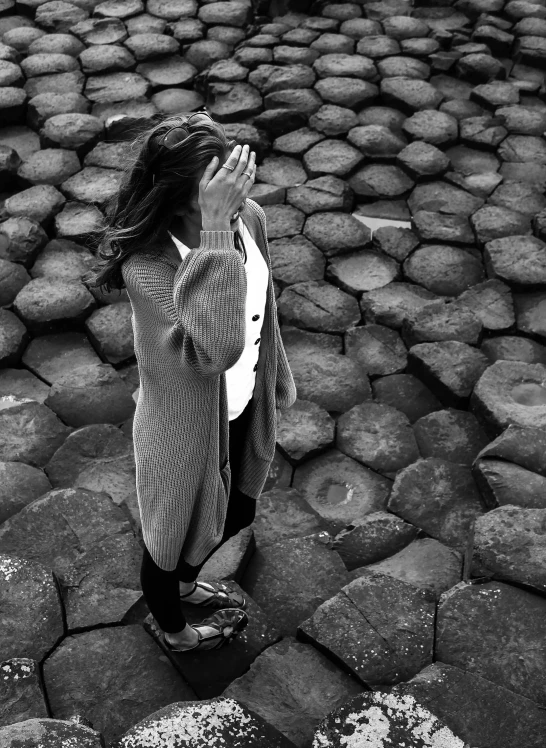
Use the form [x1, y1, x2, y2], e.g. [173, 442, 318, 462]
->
[168, 218, 269, 420]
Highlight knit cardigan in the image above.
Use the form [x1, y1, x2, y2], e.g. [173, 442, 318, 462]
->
[121, 199, 297, 571]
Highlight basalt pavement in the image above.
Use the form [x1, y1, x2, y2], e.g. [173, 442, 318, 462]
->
[1, 0, 546, 745]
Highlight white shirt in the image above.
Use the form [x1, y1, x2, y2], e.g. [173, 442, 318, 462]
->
[168, 218, 269, 420]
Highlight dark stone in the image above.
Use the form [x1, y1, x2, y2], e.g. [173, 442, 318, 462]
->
[303, 211, 371, 257]
[264, 87, 322, 116]
[471, 204, 532, 245]
[286, 175, 353, 214]
[314, 76, 378, 108]
[362, 537, 462, 599]
[347, 124, 407, 159]
[403, 245, 484, 296]
[471, 361, 546, 434]
[313, 53, 376, 80]
[403, 299, 483, 346]
[409, 340, 490, 407]
[209, 82, 263, 122]
[372, 373, 442, 423]
[388, 457, 484, 551]
[136, 56, 196, 89]
[39, 360, 133, 428]
[303, 138, 363, 178]
[380, 76, 444, 112]
[327, 250, 399, 294]
[348, 163, 414, 198]
[337, 401, 420, 474]
[473, 457, 546, 509]
[396, 141, 450, 179]
[408, 180, 484, 216]
[331, 511, 418, 571]
[298, 571, 435, 687]
[85, 72, 150, 103]
[372, 226, 419, 262]
[221, 636, 364, 748]
[481, 335, 546, 365]
[277, 279, 360, 334]
[484, 235, 546, 285]
[392, 661, 546, 748]
[436, 579, 546, 705]
[413, 408, 489, 465]
[457, 279, 514, 331]
[412, 210, 474, 245]
[345, 323, 407, 376]
[308, 104, 359, 136]
[241, 532, 349, 637]
[514, 290, 546, 341]
[26, 91, 89, 130]
[361, 282, 439, 329]
[0, 216, 47, 267]
[292, 448, 392, 534]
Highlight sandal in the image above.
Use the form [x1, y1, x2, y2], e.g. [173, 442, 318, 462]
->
[160, 608, 248, 652]
[179, 579, 246, 609]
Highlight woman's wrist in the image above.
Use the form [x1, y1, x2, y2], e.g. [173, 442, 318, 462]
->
[201, 217, 232, 232]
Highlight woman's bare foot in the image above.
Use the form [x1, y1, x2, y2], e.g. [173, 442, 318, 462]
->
[165, 622, 227, 651]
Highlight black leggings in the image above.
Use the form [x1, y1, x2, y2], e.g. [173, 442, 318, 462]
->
[140, 398, 257, 633]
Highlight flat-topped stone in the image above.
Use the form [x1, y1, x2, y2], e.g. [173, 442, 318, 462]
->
[337, 401, 419, 475]
[70, 17, 128, 45]
[403, 244, 484, 296]
[298, 571, 435, 687]
[388, 457, 484, 551]
[436, 579, 546, 705]
[40, 112, 103, 151]
[471, 360, 546, 434]
[362, 537, 462, 599]
[17, 148, 81, 186]
[409, 339, 490, 406]
[312, 689, 465, 748]
[303, 138, 363, 178]
[0, 396, 71, 467]
[4, 184, 65, 226]
[85, 71, 150, 103]
[44, 361, 135, 427]
[27, 91, 89, 129]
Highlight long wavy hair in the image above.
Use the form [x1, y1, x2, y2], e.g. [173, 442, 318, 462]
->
[82, 112, 243, 294]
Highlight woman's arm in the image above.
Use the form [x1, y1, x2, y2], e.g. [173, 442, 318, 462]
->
[124, 233, 247, 378]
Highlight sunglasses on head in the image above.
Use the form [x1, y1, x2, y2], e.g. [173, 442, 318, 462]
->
[151, 109, 221, 154]
[149, 111, 237, 186]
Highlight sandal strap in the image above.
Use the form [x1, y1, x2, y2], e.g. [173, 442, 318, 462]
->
[181, 580, 243, 607]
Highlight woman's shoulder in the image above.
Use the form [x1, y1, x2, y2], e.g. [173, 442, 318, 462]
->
[121, 245, 172, 285]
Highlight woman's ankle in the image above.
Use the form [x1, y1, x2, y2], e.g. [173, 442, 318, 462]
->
[166, 623, 195, 643]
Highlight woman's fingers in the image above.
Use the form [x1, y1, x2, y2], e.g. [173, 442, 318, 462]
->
[199, 155, 219, 190]
[232, 143, 250, 179]
[241, 151, 256, 196]
[221, 143, 243, 173]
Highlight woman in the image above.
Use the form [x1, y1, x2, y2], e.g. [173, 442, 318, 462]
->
[83, 110, 297, 653]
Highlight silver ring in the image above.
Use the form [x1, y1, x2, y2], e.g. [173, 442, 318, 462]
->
[242, 170, 252, 177]
[221, 163, 235, 171]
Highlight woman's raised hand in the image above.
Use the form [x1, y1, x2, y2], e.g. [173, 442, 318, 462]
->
[199, 144, 256, 232]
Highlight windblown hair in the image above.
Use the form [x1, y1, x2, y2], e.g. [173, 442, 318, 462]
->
[82, 113, 237, 294]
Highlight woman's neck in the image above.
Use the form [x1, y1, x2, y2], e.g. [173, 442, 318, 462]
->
[168, 214, 202, 250]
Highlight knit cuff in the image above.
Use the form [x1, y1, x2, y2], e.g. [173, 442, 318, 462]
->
[199, 230, 236, 252]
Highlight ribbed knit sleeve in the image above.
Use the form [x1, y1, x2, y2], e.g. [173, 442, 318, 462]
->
[127, 230, 247, 378]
